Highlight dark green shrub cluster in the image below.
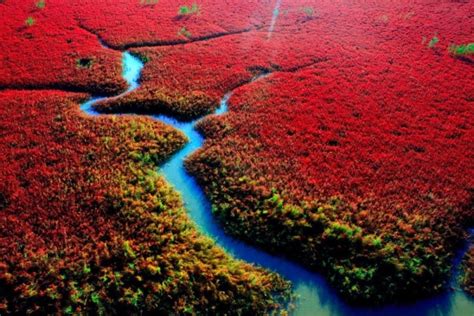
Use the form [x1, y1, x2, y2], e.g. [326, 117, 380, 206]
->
[76, 57, 94, 69]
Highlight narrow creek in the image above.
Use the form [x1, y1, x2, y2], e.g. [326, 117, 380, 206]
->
[81, 51, 474, 316]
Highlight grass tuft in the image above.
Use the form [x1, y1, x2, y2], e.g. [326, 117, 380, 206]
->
[178, 3, 200, 15]
[36, 0, 45, 9]
[428, 36, 439, 48]
[178, 26, 192, 38]
[449, 43, 474, 56]
[302, 6, 314, 17]
[25, 16, 35, 27]
[140, 0, 158, 6]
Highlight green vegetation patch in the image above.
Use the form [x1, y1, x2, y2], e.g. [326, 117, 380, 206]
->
[428, 36, 439, 48]
[178, 3, 200, 16]
[25, 16, 35, 27]
[450, 43, 474, 56]
[36, 0, 46, 9]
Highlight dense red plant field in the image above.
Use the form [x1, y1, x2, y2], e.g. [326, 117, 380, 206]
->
[184, 0, 474, 303]
[74, 0, 276, 48]
[93, 0, 473, 121]
[0, 0, 126, 95]
[1, 0, 473, 311]
[95, 30, 325, 118]
[0, 90, 289, 313]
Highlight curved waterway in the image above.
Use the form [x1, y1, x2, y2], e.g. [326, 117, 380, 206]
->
[81, 51, 474, 316]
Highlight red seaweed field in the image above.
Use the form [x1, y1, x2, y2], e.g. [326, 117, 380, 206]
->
[0, 0, 473, 314]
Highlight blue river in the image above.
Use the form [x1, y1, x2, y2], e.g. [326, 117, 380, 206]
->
[81, 52, 474, 316]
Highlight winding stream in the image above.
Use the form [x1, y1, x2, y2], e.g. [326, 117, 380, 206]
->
[81, 52, 474, 316]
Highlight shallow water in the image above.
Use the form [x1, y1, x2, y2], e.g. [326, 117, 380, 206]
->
[81, 51, 474, 316]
